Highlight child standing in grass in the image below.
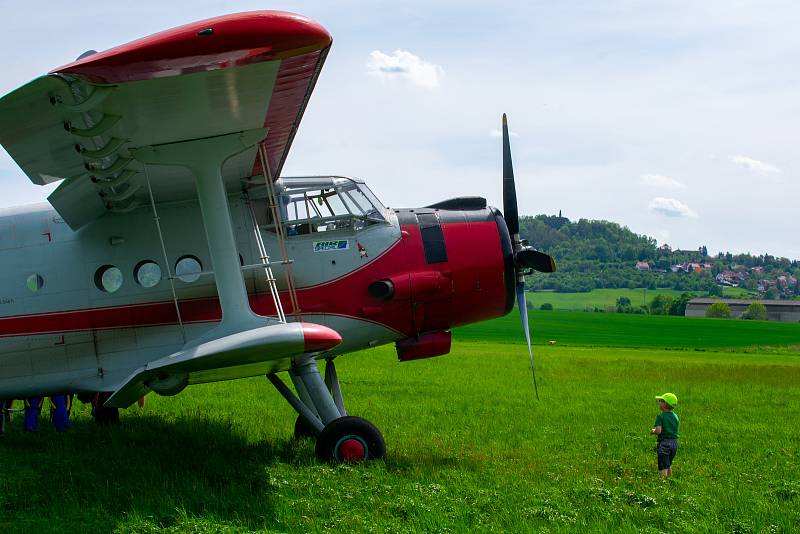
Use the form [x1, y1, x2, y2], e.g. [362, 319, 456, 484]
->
[650, 393, 679, 477]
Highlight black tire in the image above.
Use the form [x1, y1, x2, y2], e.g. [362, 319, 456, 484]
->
[294, 414, 319, 440]
[315, 416, 386, 463]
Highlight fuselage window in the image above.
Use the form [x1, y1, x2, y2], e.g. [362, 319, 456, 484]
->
[175, 255, 202, 283]
[94, 265, 123, 293]
[26, 273, 44, 292]
[134, 260, 162, 288]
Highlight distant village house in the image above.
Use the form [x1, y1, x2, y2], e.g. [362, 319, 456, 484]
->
[716, 271, 746, 286]
[671, 262, 708, 273]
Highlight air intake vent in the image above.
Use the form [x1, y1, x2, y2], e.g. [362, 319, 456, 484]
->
[416, 213, 447, 264]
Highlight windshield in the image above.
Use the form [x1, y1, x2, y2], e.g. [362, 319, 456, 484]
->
[258, 178, 386, 235]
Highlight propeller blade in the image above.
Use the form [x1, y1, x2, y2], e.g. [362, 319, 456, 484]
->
[516, 249, 557, 273]
[516, 281, 539, 400]
[502, 113, 520, 236]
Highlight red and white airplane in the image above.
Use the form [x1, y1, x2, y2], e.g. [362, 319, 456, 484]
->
[0, 11, 554, 462]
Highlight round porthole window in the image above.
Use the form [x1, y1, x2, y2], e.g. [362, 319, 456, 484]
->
[134, 260, 162, 288]
[175, 255, 202, 283]
[95, 265, 123, 293]
[26, 273, 44, 292]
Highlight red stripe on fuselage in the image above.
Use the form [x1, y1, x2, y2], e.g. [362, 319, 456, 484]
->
[0, 220, 509, 338]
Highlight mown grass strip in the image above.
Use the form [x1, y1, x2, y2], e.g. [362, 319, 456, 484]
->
[456, 309, 800, 350]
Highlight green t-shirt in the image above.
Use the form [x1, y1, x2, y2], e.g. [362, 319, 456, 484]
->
[655, 411, 679, 441]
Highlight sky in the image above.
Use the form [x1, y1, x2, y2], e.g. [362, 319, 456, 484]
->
[1, 1, 798, 259]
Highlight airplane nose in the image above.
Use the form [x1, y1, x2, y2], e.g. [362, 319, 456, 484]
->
[492, 207, 517, 315]
[300, 323, 343, 352]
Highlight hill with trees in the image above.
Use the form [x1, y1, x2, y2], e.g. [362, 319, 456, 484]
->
[521, 214, 800, 300]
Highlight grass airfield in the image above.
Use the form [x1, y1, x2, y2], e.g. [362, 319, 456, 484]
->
[525, 287, 755, 311]
[1, 312, 799, 532]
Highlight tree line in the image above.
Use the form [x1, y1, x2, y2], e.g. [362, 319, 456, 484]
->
[521, 214, 800, 296]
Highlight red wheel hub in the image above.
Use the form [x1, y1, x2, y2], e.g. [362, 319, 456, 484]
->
[337, 438, 366, 462]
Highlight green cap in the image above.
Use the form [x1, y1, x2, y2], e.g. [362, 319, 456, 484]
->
[656, 393, 677, 407]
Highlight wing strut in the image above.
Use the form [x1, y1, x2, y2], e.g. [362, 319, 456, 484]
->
[245, 196, 287, 323]
[257, 142, 302, 317]
[132, 128, 274, 344]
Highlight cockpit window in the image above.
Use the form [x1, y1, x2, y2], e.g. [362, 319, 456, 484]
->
[260, 178, 386, 235]
[341, 188, 381, 219]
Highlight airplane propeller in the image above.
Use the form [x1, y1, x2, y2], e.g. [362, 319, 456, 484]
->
[501, 113, 556, 400]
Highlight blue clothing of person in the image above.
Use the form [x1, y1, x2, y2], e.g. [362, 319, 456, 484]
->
[23, 396, 41, 432]
[51, 395, 71, 432]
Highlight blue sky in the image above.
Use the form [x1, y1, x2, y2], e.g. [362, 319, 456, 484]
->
[1, 1, 798, 258]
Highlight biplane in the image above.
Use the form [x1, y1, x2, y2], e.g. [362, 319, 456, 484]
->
[0, 11, 554, 461]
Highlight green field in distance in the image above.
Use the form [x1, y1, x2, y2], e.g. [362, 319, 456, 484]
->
[526, 287, 753, 311]
[456, 308, 800, 349]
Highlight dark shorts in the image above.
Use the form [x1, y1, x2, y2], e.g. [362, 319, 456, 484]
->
[657, 438, 678, 470]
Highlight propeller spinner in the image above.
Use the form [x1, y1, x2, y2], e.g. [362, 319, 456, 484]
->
[501, 113, 556, 400]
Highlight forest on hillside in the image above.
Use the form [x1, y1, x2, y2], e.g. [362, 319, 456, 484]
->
[521, 214, 800, 299]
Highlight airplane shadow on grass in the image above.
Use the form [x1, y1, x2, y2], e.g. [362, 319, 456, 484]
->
[0, 414, 315, 531]
[0, 412, 471, 531]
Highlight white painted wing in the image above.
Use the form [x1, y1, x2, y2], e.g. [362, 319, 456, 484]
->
[0, 11, 331, 230]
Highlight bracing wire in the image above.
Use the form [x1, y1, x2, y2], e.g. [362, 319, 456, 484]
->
[143, 165, 186, 343]
[257, 143, 301, 318]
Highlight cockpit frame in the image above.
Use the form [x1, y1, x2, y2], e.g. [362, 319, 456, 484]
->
[251, 176, 388, 236]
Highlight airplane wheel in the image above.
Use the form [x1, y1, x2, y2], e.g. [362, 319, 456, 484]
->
[294, 414, 319, 440]
[315, 416, 386, 463]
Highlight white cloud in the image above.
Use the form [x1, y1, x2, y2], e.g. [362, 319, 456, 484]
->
[489, 129, 519, 138]
[730, 155, 780, 176]
[648, 197, 698, 218]
[367, 49, 444, 89]
[641, 173, 684, 189]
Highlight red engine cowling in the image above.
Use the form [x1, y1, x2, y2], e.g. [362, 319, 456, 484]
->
[395, 331, 452, 361]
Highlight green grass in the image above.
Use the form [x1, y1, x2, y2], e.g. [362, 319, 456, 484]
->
[528, 288, 691, 311]
[2, 313, 799, 532]
[458, 309, 800, 349]
[528, 287, 759, 312]
[722, 286, 755, 298]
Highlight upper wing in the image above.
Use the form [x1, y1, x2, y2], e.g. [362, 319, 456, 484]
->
[0, 11, 331, 230]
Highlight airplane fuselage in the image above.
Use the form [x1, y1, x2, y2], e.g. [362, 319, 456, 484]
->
[0, 10, 551, 463]
[0, 181, 513, 399]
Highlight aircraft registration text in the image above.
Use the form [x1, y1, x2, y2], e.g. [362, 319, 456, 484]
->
[314, 240, 349, 252]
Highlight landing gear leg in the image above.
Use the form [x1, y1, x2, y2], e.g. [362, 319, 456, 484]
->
[93, 392, 120, 425]
[293, 414, 317, 440]
[0, 400, 7, 434]
[268, 357, 386, 462]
